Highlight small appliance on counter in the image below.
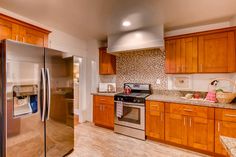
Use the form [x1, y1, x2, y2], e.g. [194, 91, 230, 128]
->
[99, 83, 116, 93]
[114, 83, 151, 140]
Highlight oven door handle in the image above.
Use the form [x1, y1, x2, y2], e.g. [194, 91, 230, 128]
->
[114, 101, 144, 106]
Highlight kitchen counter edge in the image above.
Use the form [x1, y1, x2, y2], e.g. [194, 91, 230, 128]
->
[146, 94, 236, 109]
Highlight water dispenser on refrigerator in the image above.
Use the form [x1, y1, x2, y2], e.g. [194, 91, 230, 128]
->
[13, 85, 38, 117]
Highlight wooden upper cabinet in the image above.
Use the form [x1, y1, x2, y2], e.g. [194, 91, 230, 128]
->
[165, 27, 236, 74]
[165, 36, 197, 73]
[198, 31, 236, 73]
[99, 47, 116, 75]
[0, 18, 12, 40]
[0, 14, 50, 47]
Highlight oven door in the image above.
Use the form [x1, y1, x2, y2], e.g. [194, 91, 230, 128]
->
[114, 102, 145, 130]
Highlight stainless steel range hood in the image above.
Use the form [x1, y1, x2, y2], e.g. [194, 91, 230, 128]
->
[107, 25, 164, 54]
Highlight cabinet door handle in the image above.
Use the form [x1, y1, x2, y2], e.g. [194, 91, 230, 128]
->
[218, 122, 220, 132]
[16, 35, 19, 41]
[100, 105, 102, 111]
[161, 112, 163, 121]
[189, 117, 192, 127]
[225, 114, 236, 117]
[183, 117, 186, 126]
[183, 109, 193, 112]
[200, 64, 203, 72]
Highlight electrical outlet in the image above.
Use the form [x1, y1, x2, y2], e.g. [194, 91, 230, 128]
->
[156, 79, 161, 85]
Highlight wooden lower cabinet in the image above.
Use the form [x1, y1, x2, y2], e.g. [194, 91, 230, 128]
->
[146, 101, 164, 140]
[93, 96, 114, 128]
[215, 120, 236, 155]
[164, 103, 215, 153]
[188, 117, 214, 152]
[165, 113, 187, 145]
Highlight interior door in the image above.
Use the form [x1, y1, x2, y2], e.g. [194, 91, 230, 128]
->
[4, 40, 45, 157]
[44, 48, 74, 157]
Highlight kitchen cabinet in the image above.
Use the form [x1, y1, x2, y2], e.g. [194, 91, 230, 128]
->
[0, 18, 12, 40]
[99, 47, 116, 75]
[146, 101, 164, 140]
[198, 31, 236, 73]
[0, 14, 50, 47]
[165, 26, 236, 74]
[215, 108, 236, 155]
[93, 95, 114, 128]
[165, 113, 187, 145]
[165, 103, 214, 152]
[165, 37, 198, 73]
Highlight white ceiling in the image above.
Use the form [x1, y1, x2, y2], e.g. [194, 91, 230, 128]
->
[0, 0, 236, 40]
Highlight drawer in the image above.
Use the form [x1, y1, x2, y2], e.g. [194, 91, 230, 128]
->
[215, 108, 236, 122]
[94, 95, 114, 105]
[146, 101, 164, 112]
[165, 103, 214, 119]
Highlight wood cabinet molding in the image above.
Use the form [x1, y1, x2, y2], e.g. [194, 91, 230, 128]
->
[0, 13, 50, 47]
[165, 26, 236, 40]
[0, 13, 51, 34]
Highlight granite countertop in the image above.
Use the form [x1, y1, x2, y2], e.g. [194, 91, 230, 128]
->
[146, 94, 236, 109]
[91, 92, 117, 97]
[220, 136, 236, 157]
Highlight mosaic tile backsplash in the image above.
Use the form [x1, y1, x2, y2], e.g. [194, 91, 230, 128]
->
[116, 49, 168, 90]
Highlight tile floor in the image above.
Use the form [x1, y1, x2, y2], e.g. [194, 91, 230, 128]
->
[69, 122, 209, 157]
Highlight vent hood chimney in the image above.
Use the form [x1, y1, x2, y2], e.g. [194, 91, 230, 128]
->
[107, 25, 164, 53]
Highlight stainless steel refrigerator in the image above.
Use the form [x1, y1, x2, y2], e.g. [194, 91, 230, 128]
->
[0, 40, 75, 157]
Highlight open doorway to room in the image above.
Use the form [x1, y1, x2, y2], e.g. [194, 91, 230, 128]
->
[73, 56, 82, 125]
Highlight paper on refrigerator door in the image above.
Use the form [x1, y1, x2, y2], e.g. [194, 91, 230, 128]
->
[116, 101, 123, 118]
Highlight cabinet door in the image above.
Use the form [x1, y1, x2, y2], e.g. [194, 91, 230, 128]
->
[146, 110, 164, 140]
[188, 117, 214, 152]
[104, 104, 114, 128]
[99, 48, 116, 75]
[93, 103, 106, 126]
[0, 19, 12, 40]
[180, 37, 198, 73]
[215, 120, 236, 155]
[107, 54, 116, 74]
[198, 31, 236, 72]
[165, 39, 180, 73]
[165, 113, 187, 145]
[99, 48, 109, 74]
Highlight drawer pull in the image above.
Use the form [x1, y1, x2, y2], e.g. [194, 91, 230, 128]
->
[218, 122, 220, 132]
[184, 117, 186, 126]
[99, 99, 106, 101]
[161, 112, 163, 121]
[225, 114, 236, 117]
[189, 117, 192, 127]
[183, 109, 193, 112]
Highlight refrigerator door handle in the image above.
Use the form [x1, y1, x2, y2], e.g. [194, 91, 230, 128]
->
[41, 68, 46, 122]
[46, 68, 51, 120]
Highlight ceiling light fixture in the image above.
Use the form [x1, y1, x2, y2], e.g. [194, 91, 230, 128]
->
[122, 21, 131, 27]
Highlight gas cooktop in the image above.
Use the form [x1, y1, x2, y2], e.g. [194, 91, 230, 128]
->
[114, 83, 151, 103]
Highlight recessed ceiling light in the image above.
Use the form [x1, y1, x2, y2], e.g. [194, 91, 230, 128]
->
[122, 21, 131, 27]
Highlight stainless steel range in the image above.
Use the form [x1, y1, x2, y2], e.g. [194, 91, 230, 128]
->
[114, 83, 151, 140]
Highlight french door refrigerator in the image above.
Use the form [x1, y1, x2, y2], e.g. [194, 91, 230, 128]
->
[0, 40, 74, 157]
